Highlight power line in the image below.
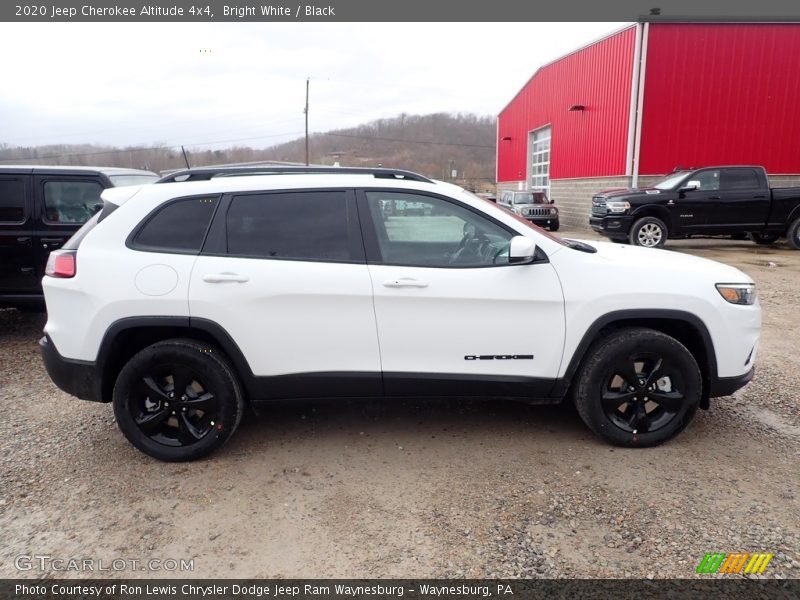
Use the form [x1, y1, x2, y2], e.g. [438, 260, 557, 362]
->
[319, 132, 495, 149]
[0, 131, 305, 163]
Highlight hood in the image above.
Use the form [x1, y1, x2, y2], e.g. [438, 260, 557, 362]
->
[569, 240, 753, 282]
[595, 187, 662, 198]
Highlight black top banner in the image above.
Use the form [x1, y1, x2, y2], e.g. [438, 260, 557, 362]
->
[2, 0, 800, 22]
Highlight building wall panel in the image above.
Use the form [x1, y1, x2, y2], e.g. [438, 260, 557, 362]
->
[640, 23, 800, 175]
[497, 26, 636, 182]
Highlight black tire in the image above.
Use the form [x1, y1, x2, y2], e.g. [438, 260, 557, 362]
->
[786, 218, 800, 250]
[610, 238, 628, 244]
[748, 232, 780, 245]
[549, 221, 560, 232]
[113, 338, 244, 461]
[573, 327, 702, 447]
[629, 216, 668, 248]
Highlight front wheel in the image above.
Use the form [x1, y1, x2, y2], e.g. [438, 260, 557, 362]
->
[573, 328, 702, 447]
[549, 220, 560, 232]
[113, 339, 244, 461]
[748, 232, 780, 245]
[629, 216, 668, 248]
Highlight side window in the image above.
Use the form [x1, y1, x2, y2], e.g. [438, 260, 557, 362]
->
[721, 169, 760, 190]
[0, 177, 26, 223]
[133, 196, 218, 253]
[44, 180, 104, 224]
[226, 191, 351, 261]
[690, 170, 720, 191]
[366, 191, 513, 267]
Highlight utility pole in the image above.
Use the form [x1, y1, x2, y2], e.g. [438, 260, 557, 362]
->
[304, 77, 310, 166]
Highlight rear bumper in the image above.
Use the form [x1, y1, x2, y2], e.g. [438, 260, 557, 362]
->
[709, 366, 755, 398]
[40, 335, 103, 402]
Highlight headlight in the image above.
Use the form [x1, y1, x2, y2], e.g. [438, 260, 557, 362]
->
[549, 207, 557, 215]
[606, 201, 630, 214]
[716, 283, 756, 305]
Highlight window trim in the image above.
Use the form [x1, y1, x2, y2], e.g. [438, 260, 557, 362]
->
[356, 188, 547, 269]
[126, 194, 222, 255]
[0, 175, 30, 225]
[201, 188, 366, 265]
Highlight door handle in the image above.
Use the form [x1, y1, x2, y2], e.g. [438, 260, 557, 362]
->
[16, 237, 32, 246]
[41, 237, 65, 249]
[667, 200, 675, 205]
[383, 278, 429, 288]
[709, 196, 721, 200]
[202, 273, 250, 283]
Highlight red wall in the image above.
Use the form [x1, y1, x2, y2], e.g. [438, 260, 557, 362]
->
[497, 26, 636, 182]
[639, 23, 800, 175]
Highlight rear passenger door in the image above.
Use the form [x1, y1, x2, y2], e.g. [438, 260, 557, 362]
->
[33, 175, 106, 278]
[0, 175, 37, 294]
[189, 189, 382, 400]
[712, 168, 770, 232]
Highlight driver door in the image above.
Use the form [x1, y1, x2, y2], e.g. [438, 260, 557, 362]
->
[357, 190, 565, 397]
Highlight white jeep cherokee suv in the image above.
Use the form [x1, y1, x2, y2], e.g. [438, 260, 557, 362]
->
[40, 167, 760, 461]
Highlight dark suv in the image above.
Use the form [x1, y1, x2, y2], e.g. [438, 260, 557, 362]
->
[0, 165, 158, 309]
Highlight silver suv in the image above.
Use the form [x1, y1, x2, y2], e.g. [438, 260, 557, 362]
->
[498, 191, 559, 231]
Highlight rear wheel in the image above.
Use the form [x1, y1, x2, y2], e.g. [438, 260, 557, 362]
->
[629, 217, 668, 248]
[573, 328, 702, 447]
[113, 339, 244, 461]
[787, 218, 800, 250]
[748, 232, 780, 245]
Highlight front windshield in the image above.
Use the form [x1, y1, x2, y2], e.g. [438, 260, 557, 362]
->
[109, 174, 158, 187]
[513, 192, 548, 204]
[652, 171, 690, 190]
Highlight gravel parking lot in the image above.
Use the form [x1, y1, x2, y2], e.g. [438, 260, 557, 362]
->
[1, 229, 798, 579]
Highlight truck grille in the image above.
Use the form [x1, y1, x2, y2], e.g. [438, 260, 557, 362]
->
[524, 207, 552, 217]
[591, 196, 607, 216]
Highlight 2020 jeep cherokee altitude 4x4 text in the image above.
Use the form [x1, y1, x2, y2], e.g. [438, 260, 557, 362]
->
[40, 168, 760, 461]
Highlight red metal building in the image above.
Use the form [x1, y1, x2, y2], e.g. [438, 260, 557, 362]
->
[496, 22, 800, 228]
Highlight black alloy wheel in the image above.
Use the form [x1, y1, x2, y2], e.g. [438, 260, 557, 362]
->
[113, 339, 244, 461]
[573, 327, 702, 447]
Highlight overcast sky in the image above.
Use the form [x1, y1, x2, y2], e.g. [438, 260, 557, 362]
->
[0, 22, 624, 151]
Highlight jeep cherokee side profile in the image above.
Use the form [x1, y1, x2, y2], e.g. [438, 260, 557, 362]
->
[40, 168, 760, 461]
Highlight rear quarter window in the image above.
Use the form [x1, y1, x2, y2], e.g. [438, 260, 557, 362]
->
[131, 196, 218, 253]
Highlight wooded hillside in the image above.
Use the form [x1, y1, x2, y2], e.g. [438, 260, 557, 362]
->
[0, 113, 497, 190]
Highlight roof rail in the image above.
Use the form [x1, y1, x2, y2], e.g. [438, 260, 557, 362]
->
[156, 166, 433, 184]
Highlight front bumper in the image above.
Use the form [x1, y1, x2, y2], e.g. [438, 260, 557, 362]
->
[40, 335, 103, 402]
[709, 366, 755, 398]
[589, 215, 634, 237]
[524, 215, 558, 227]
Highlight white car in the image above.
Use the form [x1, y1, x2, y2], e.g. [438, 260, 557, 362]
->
[40, 168, 760, 461]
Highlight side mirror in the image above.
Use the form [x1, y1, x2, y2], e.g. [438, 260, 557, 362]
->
[509, 236, 536, 264]
[680, 180, 700, 192]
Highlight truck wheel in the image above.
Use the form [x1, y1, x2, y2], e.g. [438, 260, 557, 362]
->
[573, 328, 702, 447]
[786, 218, 800, 250]
[629, 217, 667, 248]
[113, 339, 245, 462]
[549, 221, 560, 232]
[749, 232, 780, 245]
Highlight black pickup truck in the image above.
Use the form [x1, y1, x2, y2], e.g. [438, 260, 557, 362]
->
[589, 166, 800, 249]
[0, 165, 158, 309]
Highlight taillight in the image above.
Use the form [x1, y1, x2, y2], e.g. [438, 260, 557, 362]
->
[45, 250, 77, 278]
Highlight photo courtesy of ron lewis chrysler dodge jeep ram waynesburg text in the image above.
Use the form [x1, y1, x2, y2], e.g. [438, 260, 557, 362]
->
[590, 165, 800, 249]
[39, 167, 760, 461]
